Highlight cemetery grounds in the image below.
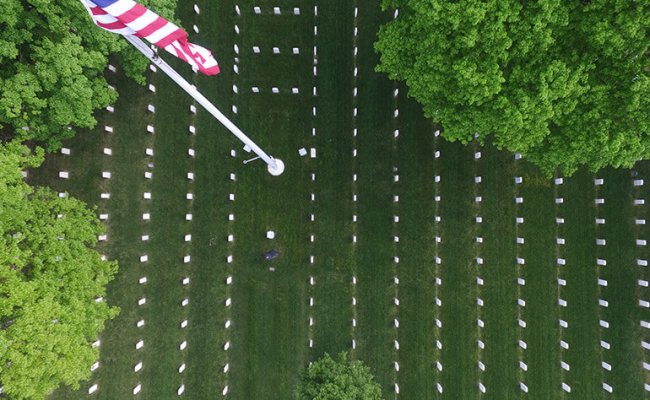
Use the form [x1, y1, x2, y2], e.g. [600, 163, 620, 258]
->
[29, 1, 649, 399]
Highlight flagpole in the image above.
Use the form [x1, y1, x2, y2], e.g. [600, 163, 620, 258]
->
[123, 35, 285, 176]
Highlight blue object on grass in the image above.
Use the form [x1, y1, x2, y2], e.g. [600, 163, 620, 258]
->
[264, 249, 279, 260]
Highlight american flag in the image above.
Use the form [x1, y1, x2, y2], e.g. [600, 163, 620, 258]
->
[81, 0, 220, 76]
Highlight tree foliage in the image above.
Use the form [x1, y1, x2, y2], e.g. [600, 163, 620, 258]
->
[296, 352, 383, 400]
[0, 141, 119, 399]
[376, 0, 649, 176]
[0, 0, 178, 150]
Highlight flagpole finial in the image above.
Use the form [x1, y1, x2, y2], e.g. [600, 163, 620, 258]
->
[267, 159, 285, 176]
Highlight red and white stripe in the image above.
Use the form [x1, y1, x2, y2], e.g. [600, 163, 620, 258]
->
[81, 0, 219, 75]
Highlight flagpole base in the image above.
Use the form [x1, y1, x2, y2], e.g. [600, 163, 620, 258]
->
[268, 159, 285, 176]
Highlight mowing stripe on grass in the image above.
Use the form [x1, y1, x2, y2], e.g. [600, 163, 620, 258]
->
[227, 7, 314, 391]
[140, 55, 196, 398]
[479, 144, 520, 399]
[308, 0, 356, 358]
[227, 103, 311, 399]
[353, 2, 398, 396]
[289, 0, 364, 365]
[519, 164, 562, 399]
[562, 170, 603, 398]
[179, 0, 234, 396]
[597, 168, 645, 399]
[631, 162, 650, 398]
[393, 92, 439, 399]
[438, 139, 479, 399]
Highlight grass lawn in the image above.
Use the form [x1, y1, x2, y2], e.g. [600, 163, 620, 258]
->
[29, 1, 649, 399]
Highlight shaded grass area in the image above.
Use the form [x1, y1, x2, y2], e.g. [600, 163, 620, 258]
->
[42, 71, 152, 399]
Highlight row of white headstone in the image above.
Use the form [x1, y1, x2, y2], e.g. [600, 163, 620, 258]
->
[233, 85, 302, 95]
[387, 9, 403, 391]
[176, 88, 192, 396]
[474, 143, 489, 394]
[552, 175, 617, 393]
[134, 58, 159, 396]
[65, 65, 119, 394]
[512, 156, 530, 394]
[233, 5, 302, 16]
[431, 130, 444, 393]
[632, 175, 650, 387]
[466, 149, 623, 393]
[305, 1, 320, 351]
[349, 2, 360, 356]
[86, 63, 123, 395]
[638, 172, 650, 392]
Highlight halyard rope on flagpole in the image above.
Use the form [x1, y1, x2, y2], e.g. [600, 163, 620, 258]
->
[124, 34, 285, 176]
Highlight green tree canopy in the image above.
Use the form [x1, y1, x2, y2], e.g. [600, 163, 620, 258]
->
[375, 0, 649, 176]
[296, 352, 383, 400]
[0, 0, 177, 150]
[0, 141, 119, 399]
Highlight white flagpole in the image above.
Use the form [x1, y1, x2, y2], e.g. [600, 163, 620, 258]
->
[123, 35, 285, 176]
